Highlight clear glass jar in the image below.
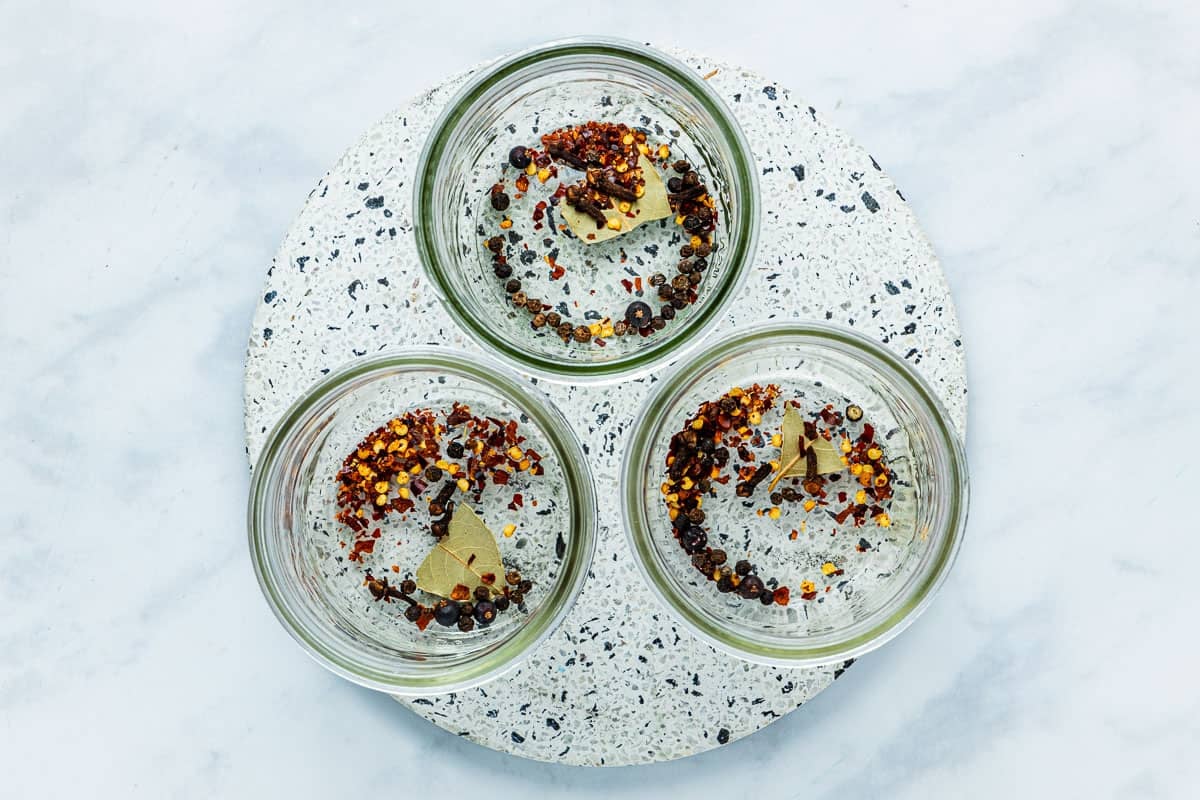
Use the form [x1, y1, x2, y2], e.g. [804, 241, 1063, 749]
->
[248, 349, 597, 694]
[621, 324, 969, 666]
[414, 37, 759, 382]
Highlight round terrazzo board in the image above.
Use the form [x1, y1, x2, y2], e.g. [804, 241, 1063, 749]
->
[243, 46, 968, 766]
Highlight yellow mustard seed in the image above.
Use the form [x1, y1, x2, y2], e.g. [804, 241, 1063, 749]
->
[502, 523, 517, 537]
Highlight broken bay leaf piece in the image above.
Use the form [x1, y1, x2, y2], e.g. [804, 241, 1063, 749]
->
[780, 403, 843, 478]
[559, 154, 671, 244]
[415, 504, 505, 599]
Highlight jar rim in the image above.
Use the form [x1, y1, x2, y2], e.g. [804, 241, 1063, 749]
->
[413, 37, 760, 382]
[248, 348, 598, 694]
[620, 323, 970, 666]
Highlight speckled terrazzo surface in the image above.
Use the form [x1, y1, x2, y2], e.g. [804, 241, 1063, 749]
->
[242, 47, 967, 766]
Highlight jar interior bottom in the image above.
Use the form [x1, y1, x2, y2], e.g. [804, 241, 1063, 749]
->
[286, 375, 572, 662]
[643, 349, 943, 644]
[439, 73, 739, 366]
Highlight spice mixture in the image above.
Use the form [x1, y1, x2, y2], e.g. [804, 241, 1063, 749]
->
[662, 386, 895, 605]
[483, 120, 719, 347]
[334, 403, 541, 632]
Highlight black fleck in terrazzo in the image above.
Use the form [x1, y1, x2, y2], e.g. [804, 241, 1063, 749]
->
[243, 49, 967, 766]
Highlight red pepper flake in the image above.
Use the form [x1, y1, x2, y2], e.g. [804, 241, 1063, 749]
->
[508, 492, 524, 510]
[415, 609, 435, 631]
[347, 536, 377, 562]
[550, 263, 565, 280]
[634, 276, 643, 294]
[621, 278, 633, 293]
[773, 586, 790, 606]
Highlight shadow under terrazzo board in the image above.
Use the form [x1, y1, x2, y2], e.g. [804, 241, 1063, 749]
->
[242, 47, 967, 766]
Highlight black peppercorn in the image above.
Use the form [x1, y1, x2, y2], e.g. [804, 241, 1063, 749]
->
[613, 320, 630, 336]
[509, 590, 525, 605]
[624, 300, 653, 326]
[494, 262, 513, 279]
[404, 604, 423, 622]
[423, 466, 442, 483]
[430, 519, 448, 538]
[781, 487, 799, 502]
[770, 491, 783, 506]
[680, 244, 694, 257]
[648, 272, 667, 286]
[667, 176, 683, 192]
[525, 298, 543, 314]
[546, 311, 561, 328]
[671, 274, 689, 290]
[759, 591, 775, 606]
[400, 579, 417, 595]
[709, 549, 727, 566]
[447, 441, 465, 459]
[518, 579, 532, 593]
[509, 146, 531, 169]
[494, 595, 510, 612]
[660, 304, 676, 320]
[531, 313, 547, 329]
[486, 236, 505, 254]
[693, 257, 708, 270]
[474, 585, 491, 602]
[490, 189, 510, 212]
[434, 601, 460, 627]
[673, 160, 692, 173]
[474, 601, 497, 625]
[557, 322, 573, 339]
[734, 560, 752, 577]
[504, 278, 521, 294]
[716, 575, 734, 593]
[650, 316, 666, 331]
[738, 575, 765, 599]
[683, 171, 700, 187]
[457, 615, 475, 632]
[572, 325, 592, 342]
[683, 215, 702, 233]
[695, 242, 712, 257]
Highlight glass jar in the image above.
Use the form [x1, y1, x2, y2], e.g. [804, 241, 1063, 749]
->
[248, 349, 597, 694]
[414, 37, 759, 382]
[621, 324, 969, 666]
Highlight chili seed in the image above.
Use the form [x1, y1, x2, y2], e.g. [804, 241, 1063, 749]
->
[509, 146, 531, 169]
[505, 278, 521, 294]
[846, 404, 864, 421]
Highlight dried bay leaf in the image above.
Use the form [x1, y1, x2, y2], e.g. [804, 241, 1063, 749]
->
[415, 504, 505, 599]
[780, 403, 843, 478]
[559, 154, 672, 244]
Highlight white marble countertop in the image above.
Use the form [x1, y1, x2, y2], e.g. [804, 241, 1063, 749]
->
[2, 2, 1198, 797]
